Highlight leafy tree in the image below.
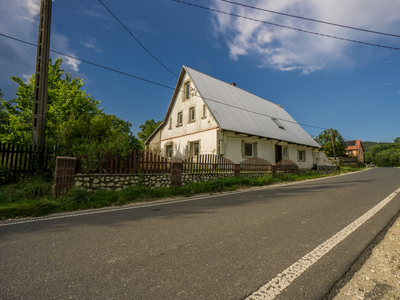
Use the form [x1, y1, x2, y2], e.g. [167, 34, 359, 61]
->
[365, 143, 400, 167]
[394, 137, 400, 143]
[0, 58, 101, 145]
[137, 119, 162, 145]
[0, 88, 8, 136]
[314, 129, 347, 157]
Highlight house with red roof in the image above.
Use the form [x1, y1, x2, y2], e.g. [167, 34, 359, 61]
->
[345, 140, 364, 163]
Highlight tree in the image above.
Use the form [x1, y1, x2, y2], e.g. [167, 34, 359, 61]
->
[394, 137, 400, 143]
[314, 129, 347, 157]
[137, 119, 162, 145]
[365, 143, 400, 167]
[0, 58, 101, 145]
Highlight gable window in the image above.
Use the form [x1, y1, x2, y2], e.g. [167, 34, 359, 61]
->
[189, 107, 195, 122]
[166, 145, 173, 159]
[298, 149, 306, 162]
[177, 112, 183, 126]
[184, 81, 190, 100]
[202, 104, 207, 119]
[168, 117, 172, 130]
[272, 118, 285, 129]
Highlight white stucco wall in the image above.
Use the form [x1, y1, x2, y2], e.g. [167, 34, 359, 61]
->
[219, 132, 314, 169]
[159, 72, 219, 159]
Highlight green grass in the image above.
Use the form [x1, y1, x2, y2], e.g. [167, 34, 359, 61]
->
[0, 167, 364, 220]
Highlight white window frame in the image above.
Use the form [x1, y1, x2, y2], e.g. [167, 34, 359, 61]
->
[298, 149, 306, 162]
[166, 145, 173, 159]
[177, 112, 183, 126]
[184, 81, 190, 101]
[244, 143, 253, 157]
[189, 107, 195, 122]
[190, 141, 200, 157]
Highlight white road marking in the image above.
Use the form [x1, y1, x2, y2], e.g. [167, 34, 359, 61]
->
[246, 186, 400, 300]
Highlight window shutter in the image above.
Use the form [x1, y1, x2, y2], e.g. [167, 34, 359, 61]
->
[254, 142, 258, 158]
[241, 140, 245, 158]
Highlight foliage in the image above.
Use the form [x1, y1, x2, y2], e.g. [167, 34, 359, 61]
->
[137, 119, 162, 145]
[365, 142, 400, 167]
[1, 59, 142, 173]
[362, 141, 391, 152]
[0, 58, 101, 145]
[314, 129, 347, 157]
[394, 137, 400, 143]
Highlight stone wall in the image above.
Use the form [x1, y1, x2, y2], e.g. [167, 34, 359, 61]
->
[74, 173, 171, 192]
[313, 152, 337, 171]
[74, 171, 276, 191]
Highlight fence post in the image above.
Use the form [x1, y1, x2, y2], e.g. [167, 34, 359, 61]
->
[272, 164, 277, 177]
[233, 163, 240, 176]
[170, 161, 183, 187]
[53, 156, 76, 197]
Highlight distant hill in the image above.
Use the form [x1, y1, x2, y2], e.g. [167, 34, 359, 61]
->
[362, 141, 392, 152]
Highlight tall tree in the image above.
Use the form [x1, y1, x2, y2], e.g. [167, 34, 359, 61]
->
[0, 58, 101, 145]
[314, 129, 347, 157]
[137, 119, 162, 145]
[394, 137, 400, 143]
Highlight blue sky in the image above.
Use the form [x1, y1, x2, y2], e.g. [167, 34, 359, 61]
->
[1, 0, 399, 143]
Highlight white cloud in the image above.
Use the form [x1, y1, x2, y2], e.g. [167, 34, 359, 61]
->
[385, 82, 392, 85]
[81, 37, 102, 53]
[210, 0, 400, 74]
[397, 91, 400, 94]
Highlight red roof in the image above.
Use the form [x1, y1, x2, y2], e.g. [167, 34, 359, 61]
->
[345, 140, 363, 151]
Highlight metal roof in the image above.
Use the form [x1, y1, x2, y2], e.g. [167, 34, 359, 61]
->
[185, 66, 320, 148]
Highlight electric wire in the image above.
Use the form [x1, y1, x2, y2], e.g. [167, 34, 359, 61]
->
[0, 32, 328, 130]
[173, 0, 400, 51]
[97, 0, 178, 78]
[219, 0, 400, 38]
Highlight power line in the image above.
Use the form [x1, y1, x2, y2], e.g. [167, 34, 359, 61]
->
[173, 0, 400, 51]
[97, 0, 178, 78]
[219, 0, 400, 38]
[0, 32, 328, 130]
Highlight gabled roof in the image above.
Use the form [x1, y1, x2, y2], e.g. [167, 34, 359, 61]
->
[345, 140, 363, 151]
[186, 66, 319, 148]
[146, 66, 320, 148]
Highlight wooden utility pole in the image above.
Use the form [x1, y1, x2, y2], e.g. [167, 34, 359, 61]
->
[32, 0, 52, 147]
[330, 127, 337, 165]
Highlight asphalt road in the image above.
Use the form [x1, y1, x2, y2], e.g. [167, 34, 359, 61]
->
[1, 168, 400, 300]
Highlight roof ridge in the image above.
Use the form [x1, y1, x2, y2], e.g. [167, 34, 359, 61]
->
[184, 65, 278, 107]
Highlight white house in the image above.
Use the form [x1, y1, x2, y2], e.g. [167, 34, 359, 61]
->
[146, 66, 320, 170]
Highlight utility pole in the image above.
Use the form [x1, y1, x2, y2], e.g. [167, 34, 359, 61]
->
[330, 127, 337, 166]
[32, 0, 52, 148]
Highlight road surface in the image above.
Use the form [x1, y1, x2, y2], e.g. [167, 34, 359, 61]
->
[1, 168, 400, 299]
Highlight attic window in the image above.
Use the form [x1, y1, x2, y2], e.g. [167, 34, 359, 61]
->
[184, 81, 190, 100]
[272, 118, 285, 129]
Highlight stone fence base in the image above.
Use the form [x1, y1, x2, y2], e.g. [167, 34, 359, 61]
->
[74, 170, 303, 192]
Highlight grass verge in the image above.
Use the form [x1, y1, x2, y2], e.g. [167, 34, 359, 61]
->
[0, 167, 365, 220]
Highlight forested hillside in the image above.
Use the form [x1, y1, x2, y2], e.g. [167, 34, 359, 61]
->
[364, 138, 400, 167]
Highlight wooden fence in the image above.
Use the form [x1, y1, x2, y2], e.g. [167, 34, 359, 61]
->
[182, 155, 234, 173]
[76, 149, 170, 174]
[240, 158, 272, 171]
[0, 142, 55, 178]
[276, 159, 299, 173]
